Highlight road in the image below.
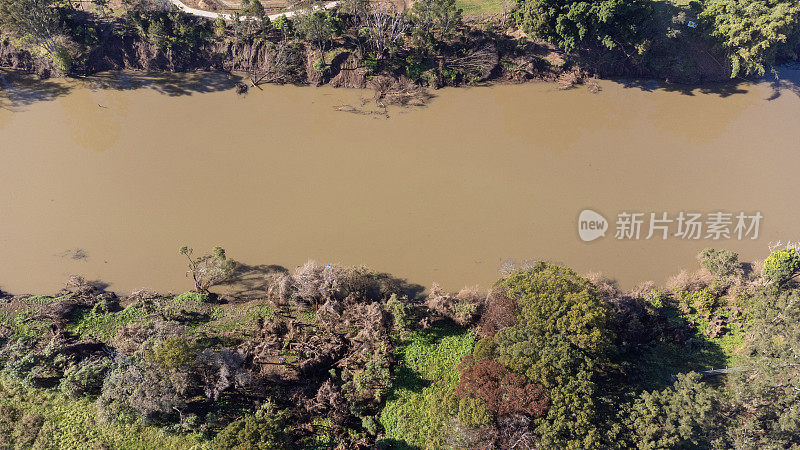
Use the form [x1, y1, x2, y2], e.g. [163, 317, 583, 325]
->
[166, 0, 340, 20]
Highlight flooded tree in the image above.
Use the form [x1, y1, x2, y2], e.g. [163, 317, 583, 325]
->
[179, 246, 237, 294]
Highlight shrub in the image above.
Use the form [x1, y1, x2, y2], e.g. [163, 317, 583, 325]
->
[212, 412, 289, 449]
[457, 397, 493, 427]
[149, 336, 194, 370]
[59, 358, 113, 399]
[472, 336, 496, 360]
[762, 248, 800, 285]
[97, 361, 190, 425]
[387, 295, 413, 340]
[456, 355, 549, 418]
[476, 290, 517, 337]
[697, 248, 743, 278]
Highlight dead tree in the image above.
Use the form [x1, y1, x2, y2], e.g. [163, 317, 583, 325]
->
[364, 2, 407, 59]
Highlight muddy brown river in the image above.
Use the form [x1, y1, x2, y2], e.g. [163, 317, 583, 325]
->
[1, 70, 800, 295]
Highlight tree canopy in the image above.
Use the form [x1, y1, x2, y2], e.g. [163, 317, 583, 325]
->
[493, 262, 614, 449]
[515, 0, 654, 53]
[700, 0, 800, 77]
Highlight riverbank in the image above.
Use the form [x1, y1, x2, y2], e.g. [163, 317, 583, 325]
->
[0, 0, 759, 98]
[0, 248, 796, 448]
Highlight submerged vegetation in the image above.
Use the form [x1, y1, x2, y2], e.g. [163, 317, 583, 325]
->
[1, 245, 799, 448]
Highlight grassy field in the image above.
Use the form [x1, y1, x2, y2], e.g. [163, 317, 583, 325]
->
[456, 0, 507, 16]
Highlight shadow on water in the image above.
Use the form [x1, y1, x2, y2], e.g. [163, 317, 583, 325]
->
[766, 65, 800, 101]
[218, 263, 289, 301]
[612, 63, 800, 100]
[0, 69, 242, 111]
[0, 71, 73, 110]
[613, 77, 751, 97]
[86, 71, 242, 97]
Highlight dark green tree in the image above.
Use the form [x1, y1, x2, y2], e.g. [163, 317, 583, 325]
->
[700, 0, 800, 77]
[515, 0, 653, 54]
[627, 373, 723, 448]
[493, 262, 614, 449]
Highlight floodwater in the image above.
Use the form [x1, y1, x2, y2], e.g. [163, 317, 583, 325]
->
[1, 70, 800, 295]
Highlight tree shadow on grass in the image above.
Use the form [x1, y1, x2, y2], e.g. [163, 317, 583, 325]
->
[623, 305, 729, 393]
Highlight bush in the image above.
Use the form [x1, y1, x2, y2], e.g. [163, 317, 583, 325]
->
[59, 358, 113, 399]
[149, 336, 194, 370]
[97, 361, 190, 425]
[212, 412, 289, 449]
[697, 248, 742, 278]
[457, 397, 493, 427]
[762, 248, 800, 285]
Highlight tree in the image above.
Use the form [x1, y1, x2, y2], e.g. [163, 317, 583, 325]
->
[98, 360, 191, 425]
[723, 290, 800, 447]
[456, 355, 549, 419]
[363, 2, 407, 58]
[700, 0, 800, 77]
[762, 246, 800, 285]
[0, 0, 65, 62]
[515, 0, 653, 54]
[492, 262, 614, 448]
[240, 0, 266, 19]
[697, 248, 743, 278]
[408, 0, 462, 46]
[179, 246, 237, 294]
[295, 8, 342, 63]
[627, 373, 723, 449]
[213, 411, 290, 449]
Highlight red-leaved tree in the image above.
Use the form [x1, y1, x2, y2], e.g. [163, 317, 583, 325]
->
[457, 355, 549, 418]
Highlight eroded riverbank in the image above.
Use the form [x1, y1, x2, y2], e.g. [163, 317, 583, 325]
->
[2, 70, 800, 295]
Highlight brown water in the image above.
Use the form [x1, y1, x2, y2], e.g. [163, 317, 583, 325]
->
[1, 70, 800, 295]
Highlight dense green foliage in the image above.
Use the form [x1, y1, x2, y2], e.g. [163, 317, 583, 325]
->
[762, 246, 800, 284]
[379, 326, 476, 448]
[700, 0, 800, 77]
[493, 263, 613, 448]
[515, 0, 654, 53]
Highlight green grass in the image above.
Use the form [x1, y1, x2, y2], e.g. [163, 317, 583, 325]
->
[0, 375, 206, 449]
[379, 325, 475, 449]
[68, 303, 148, 341]
[456, 0, 506, 16]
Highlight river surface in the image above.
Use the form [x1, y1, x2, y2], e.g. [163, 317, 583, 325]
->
[1, 70, 800, 295]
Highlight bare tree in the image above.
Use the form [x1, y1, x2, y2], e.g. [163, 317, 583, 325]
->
[444, 43, 499, 81]
[364, 2, 407, 59]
